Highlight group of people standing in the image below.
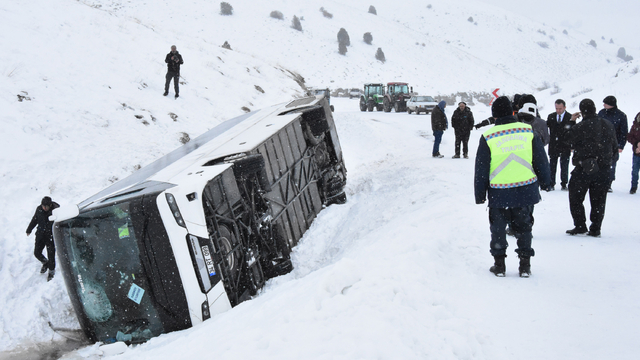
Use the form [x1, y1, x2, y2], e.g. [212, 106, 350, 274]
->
[458, 93, 636, 278]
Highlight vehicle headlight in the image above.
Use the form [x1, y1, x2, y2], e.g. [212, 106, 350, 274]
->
[165, 193, 186, 228]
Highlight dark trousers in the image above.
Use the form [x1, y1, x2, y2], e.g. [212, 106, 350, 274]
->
[165, 71, 180, 94]
[432, 130, 443, 155]
[454, 132, 470, 156]
[610, 151, 619, 185]
[568, 166, 611, 232]
[489, 206, 535, 257]
[34, 233, 56, 271]
[549, 150, 571, 187]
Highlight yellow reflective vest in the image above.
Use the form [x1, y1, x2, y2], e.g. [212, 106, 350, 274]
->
[483, 123, 537, 189]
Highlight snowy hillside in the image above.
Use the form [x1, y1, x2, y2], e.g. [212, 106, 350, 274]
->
[1, 0, 640, 358]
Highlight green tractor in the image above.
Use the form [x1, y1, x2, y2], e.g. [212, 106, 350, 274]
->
[359, 83, 385, 112]
[383, 82, 413, 112]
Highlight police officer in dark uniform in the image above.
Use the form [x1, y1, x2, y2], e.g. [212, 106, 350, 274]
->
[566, 99, 618, 237]
[26, 196, 60, 281]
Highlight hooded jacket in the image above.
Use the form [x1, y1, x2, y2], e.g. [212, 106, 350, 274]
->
[474, 115, 550, 208]
[517, 113, 550, 146]
[431, 101, 448, 132]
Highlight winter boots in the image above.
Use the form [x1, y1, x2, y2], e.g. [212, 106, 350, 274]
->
[489, 255, 506, 277]
[518, 256, 531, 278]
[40, 262, 48, 274]
[566, 226, 588, 235]
[490, 255, 532, 277]
[47, 270, 55, 282]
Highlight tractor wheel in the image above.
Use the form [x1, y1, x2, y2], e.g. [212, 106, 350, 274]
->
[383, 98, 391, 112]
[367, 100, 374, 112]
[377, 104, 384, 111]
[394, 102, 400, 112]
[359, 98, 367, 111]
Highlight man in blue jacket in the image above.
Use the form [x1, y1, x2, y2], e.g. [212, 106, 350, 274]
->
[598, 96, 628, 191]
[474, 96, 550, 277]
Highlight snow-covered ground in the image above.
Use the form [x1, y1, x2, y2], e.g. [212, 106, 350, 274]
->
[2, 0, 640, 358]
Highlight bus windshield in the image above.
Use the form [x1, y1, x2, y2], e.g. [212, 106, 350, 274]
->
[56, 201, 164, 343]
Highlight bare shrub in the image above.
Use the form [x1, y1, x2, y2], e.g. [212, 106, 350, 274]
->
[179, 132, 190, 144]
[571, 88, 593, 98]
[375, 47, 385, 63]
[550, 84, 561, 95]
[368, 5, 377, 15]
[589, 39, 597, 48]
[221, 41, 232, 50]
[291, 15, 302, 31]
[363, 32, 373, 45]
[537, 81, 551, 91]
[255, 85, 265, 93]
[220, 2, 233, 15]
[617, 47, 634, 62]
[270, 10, 283, 20]
[320, 7, 333, 18]
[339, 42, 347, 55]
[563, 29, 568, 35]
[467, 16, 473, 22]
[337, 28, 350, 46]
[537, 42, 549, 49]
[241, 106, 251, 113]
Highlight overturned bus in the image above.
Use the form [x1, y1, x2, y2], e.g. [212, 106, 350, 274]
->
[52, 96, 347, 344]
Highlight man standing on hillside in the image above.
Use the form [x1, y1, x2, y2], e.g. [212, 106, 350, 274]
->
[474, 96, 550, 278]
[547, 99, 574, 191]
[431, 101, 448, 158]
[566, 99, 618, 237]
[164, 45, 184, 99]
[451, 102, 475, 159]
[598, 96, 628, 192]
[26, 196, 60, 281]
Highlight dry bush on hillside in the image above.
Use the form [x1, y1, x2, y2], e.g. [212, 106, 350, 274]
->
[220, 2, 233, 15]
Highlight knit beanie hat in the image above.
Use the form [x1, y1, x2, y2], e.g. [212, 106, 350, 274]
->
[603, 95, 617, 107]
[492, 96, 513, 118]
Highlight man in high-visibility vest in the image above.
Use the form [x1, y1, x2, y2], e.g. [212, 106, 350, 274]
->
[474, 96, 550, 277]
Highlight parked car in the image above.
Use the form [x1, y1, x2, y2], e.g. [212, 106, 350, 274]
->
[349, 88, 362, 99]
[407, 95, 438, 114]
[52, 96, 347, 344]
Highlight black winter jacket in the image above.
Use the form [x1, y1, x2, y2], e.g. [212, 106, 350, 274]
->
[26, 202, 60, 236]
[474, 115, 550, 208]
[452, 107, 475, 135]
[546, 111, 574, 154]
[431, 105, 448, 132]
[165, 51, 184, 73]
[598, 107, 628, 150]
[568, 114, 618, 170]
